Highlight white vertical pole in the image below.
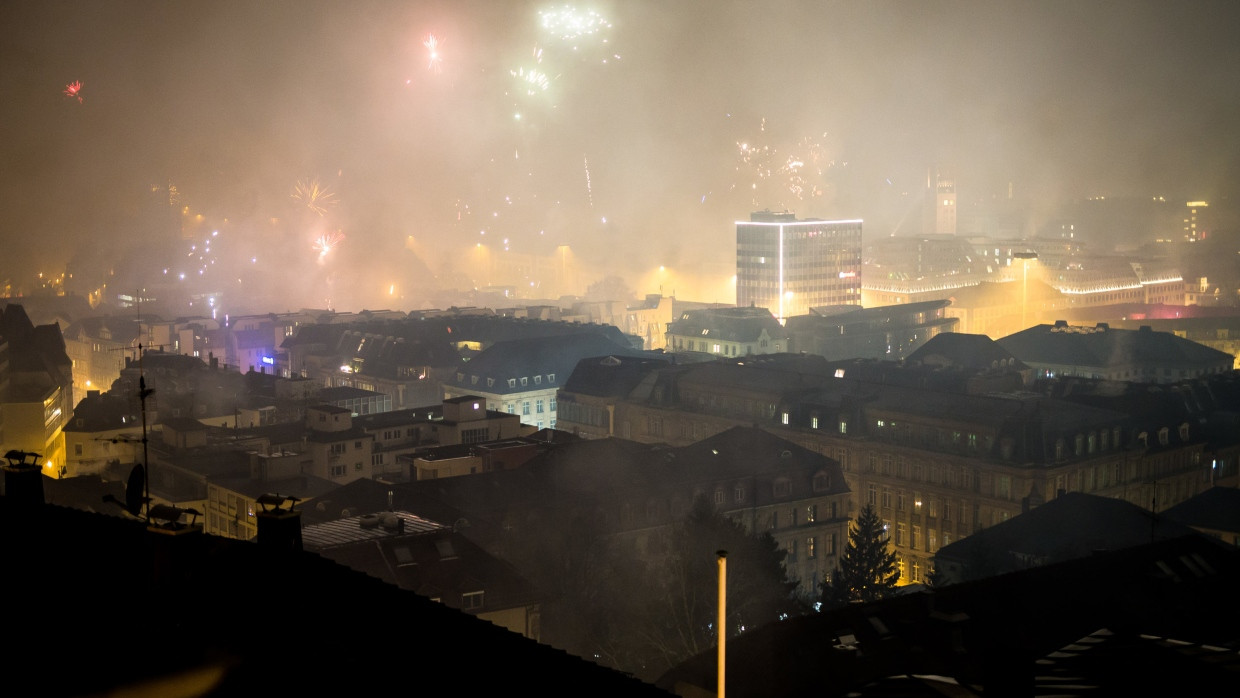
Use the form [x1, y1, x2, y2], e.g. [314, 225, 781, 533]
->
[717, 549, 727, 698]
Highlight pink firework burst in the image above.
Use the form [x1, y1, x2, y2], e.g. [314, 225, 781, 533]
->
[64, 80, 83, 103]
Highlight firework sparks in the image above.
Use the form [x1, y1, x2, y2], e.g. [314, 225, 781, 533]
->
[511, 66, 550, 95]
[424, 33, 443, 72]
[539, 6, 612, 41]
[313, 231, 346, 261]
[292, 178, 339, 217]
[732, 120, 831, 208]
[64, 80, 83, 103]
[583, 156, 594, 207]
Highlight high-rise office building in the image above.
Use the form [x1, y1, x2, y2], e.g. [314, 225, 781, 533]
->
[735, 211, 863, 319]
[1184, 200, 1209, 242]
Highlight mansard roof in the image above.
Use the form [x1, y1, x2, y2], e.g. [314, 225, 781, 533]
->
[999, 322, 1234, 369]
[446, 332, 649, 394]
[561, 354, 672, 398]
[667, 305, 788, 342]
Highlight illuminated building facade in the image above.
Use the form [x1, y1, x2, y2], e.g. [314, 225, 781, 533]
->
[0, 304, 72, 477]
[736, 211, 863, 319]
[1185, 200, 1209, 242]
[556, 353, 1235, 587]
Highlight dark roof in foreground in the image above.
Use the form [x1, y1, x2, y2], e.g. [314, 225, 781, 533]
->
[1162, 485, 1240, 535]
[933, 491, 1200, 575]
[0, 493, 671, 697]
[658, 533, 1240, 697]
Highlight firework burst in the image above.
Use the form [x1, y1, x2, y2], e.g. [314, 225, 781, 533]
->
[313, 231, 346, 261]
[732, 120, 832, 208]
[511, 66, 551, 95]
[424, 33, 443, 72]
[64, 80, 83, 103]
[538, 6, 612, 41]
[292, 178, 339, 217]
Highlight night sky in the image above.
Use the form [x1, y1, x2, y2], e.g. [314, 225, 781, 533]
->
[3, 1, 1239, 310]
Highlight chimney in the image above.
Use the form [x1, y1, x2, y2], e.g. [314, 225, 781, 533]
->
[146, 504, 206, 591]
[2, 451, 45, 506]
[255, 494, 303, 552]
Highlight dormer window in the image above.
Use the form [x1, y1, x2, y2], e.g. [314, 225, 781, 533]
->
[471, 375, 479, 385]
[701, 329, 709, 335]
[507, 379, 516, 388]
[534, 375, 542, 385]
[486, 378, 494, 387]
[548, 373, 555, 383]
[520, 377, 528, 386]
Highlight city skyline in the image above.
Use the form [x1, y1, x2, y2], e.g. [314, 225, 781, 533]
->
[3, 0, 1239, 313]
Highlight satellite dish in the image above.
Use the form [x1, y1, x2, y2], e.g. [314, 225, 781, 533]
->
[124, 464, 146, 517]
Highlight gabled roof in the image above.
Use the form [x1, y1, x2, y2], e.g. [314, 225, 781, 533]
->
[64, 391, 141, 432]
[907, 332, 1027, 371]
[304, 516, 544, 613]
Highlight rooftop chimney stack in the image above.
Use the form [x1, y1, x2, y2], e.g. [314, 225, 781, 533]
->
[2, 451, 45, 506]
[256, 494, 303, 552]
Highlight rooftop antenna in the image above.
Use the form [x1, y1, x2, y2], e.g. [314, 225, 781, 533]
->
[133, 289, 154, 525]
[138, 342, 154, 526]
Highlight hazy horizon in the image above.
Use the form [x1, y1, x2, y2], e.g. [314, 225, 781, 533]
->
[4, 0, 1239, 313]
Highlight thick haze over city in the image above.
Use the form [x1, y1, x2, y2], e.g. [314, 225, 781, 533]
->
[3, 0, 1239, 314]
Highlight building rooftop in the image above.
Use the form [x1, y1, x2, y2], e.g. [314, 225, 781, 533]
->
[0, 492, 671, 696]
[999, 322, 1234, 370]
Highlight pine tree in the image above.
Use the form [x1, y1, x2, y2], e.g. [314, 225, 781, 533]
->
[821, 503, 900, 607]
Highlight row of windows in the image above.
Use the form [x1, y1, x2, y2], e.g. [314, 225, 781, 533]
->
[508, 398, 556, 415]
[867, 486, 973, 526]
[457, 373, 556, 388]
[786, 534, 837, 560]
